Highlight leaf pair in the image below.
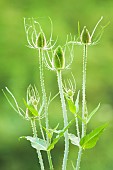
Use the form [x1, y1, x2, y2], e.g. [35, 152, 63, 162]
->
[43, 123, 59, 140]
[66, 91, 100, 124]
[68, 123, 108, 150]
[20, 119, 74, 152]
[47, 119, 74, 151]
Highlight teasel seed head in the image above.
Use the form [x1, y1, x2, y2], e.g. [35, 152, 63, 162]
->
[80, 26, 91, 44]
[53, 46, 65, 70]
[37, 32, 46, 48]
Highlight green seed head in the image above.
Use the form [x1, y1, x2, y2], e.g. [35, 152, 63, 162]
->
[37, 32, 46, 48]
[80, 26, 91, 44]
[53, 46, 65, 70]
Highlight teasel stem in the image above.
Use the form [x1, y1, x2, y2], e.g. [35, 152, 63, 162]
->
[39, 107, 46, 141]
[75, 116, 80, 140]
[57, 70, 69, 170]
[38, 49, 54, 170]
[82, 44, 87, 137]
[31, 119, 45, 170]
[76, 44, 88, 170]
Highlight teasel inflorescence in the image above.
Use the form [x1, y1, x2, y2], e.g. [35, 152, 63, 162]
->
[24, 17, 57, 51]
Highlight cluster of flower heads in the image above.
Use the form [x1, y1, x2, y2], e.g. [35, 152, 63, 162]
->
[24, 16, 108, 72]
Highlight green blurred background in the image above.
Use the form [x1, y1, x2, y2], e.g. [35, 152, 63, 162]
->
[0, 0, 113, 169]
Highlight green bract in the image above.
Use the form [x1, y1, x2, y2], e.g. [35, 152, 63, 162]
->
[53, 46, 65, 70]
[81, 26, 91, 44]
[23, 99, 38, 118]
[37, 32, 46, 48]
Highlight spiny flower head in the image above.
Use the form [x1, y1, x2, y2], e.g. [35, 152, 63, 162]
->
[37, 32, 47, 48]
[80, 26, 91, 44]
[53, 46, 65, 70]
[24, 17, 57, 51]
[69, 16, 109, 46]
[44, 36, 74, 72]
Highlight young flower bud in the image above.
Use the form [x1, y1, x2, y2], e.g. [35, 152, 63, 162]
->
[37, 32, 46, 48]
[67, 89, 74, 98]
[53, 46, 65, 70]
[80, 26, 91, 44]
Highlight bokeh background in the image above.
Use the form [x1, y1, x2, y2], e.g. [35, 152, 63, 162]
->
[0, 0, 113, 169]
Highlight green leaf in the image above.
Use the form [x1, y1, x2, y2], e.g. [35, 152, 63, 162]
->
[66, 97, 76, 114]
[66, 92, 84, 123]
[68, 133, 79, 146]
[80, 123, 108, 149]
[47, 119, 74, 151]
[20, 136, 47, 151]
[23, 99, 38, 117]
[87, 103, 100, 123]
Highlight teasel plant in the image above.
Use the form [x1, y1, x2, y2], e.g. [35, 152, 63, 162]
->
[3, 18, 56, 170]
[23, 17, 58, 170]
[3, 82, 75, 170]
[2, 16, 109, 170]
[3, 18, 74, 170]
[2, 85, 46, 169]
[44, 38, 75, 170]
[65, 16, 109, 170]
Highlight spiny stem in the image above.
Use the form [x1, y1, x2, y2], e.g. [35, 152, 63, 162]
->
[82, 44, 87, 138]
[31, 119, 37, 138]
[38, 102, 46, 141]
[39, 49, 49, 137]
[75, 117, 80, 140]
[39, 118, 46, 141]
[37, 150, 45, 170]
[31, 119, 45, 170]
[76, 44, 88, 170]
[48, 151, 54, 170]
[76, 147, 82, 170]
[57, 70, 69, 170]
[38, 49, 54, 170]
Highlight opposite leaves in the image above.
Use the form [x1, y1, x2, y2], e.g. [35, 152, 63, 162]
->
[47, 119, 74, 151]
